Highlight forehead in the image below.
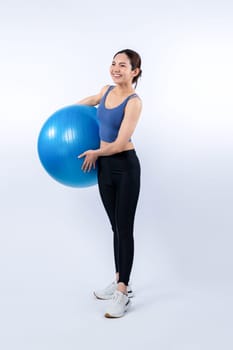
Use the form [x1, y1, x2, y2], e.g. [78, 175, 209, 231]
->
[112, 53, 130, 64]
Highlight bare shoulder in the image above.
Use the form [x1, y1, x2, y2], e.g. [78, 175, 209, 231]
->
[99, 85, 110, 98]
[123, 96, 142, 123]
[127, 95, 142, 111]
[89, 85, 110, 105]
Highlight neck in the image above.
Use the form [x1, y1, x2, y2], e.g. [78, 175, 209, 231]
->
[114, 83, 134, 95]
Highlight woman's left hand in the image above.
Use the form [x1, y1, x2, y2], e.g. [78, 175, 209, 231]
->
[78, 150, 99, 172]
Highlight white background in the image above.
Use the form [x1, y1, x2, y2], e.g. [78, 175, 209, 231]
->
[0, 0, 232, 349]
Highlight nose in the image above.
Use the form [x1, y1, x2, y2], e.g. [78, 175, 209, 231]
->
[112, 64, 120, 72]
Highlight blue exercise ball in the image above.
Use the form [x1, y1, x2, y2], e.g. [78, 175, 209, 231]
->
[37, 105, 100, 188]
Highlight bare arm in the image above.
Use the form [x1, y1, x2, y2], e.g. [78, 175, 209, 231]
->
[76, 85, 109, 106]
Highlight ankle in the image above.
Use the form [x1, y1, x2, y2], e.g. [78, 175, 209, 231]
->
[115, 272, 119, 282]
[117, 282, 127, 295]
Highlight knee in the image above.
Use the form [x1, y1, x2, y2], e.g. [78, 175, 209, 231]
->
[117, 225, 134, 240]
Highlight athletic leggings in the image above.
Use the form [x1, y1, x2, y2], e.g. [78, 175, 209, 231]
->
[97, 149, 141, 285]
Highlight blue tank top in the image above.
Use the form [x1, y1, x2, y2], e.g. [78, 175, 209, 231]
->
[97, 85, 138, 142]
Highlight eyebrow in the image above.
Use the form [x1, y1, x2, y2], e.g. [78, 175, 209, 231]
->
[112, 60, 127, 64]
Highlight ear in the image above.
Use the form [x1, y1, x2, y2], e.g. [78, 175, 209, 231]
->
[132, 67, 140, 77]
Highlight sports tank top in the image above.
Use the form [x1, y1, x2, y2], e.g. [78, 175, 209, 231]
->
[97, 85, 138, 142]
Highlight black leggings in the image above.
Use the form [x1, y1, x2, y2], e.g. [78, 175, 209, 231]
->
[97, 149, 141, 285]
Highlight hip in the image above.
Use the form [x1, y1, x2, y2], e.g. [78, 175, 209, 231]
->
[98, 149, 140, 173]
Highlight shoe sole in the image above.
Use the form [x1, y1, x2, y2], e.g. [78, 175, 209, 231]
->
[104, 300, 131, 318]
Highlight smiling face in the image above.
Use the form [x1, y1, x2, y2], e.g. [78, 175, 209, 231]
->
[110, 53, 138, 86]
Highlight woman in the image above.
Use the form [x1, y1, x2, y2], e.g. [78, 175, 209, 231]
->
[78, 49, 142, 318]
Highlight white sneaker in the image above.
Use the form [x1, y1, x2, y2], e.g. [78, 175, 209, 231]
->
[94, 281, 134, 300]
[104, 290, 131, 318]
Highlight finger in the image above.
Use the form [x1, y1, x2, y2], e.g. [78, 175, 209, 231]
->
[84, 160, 92, 172]
[89, 162, 94, 172]
[87, 162, 92, 172]
[81, 159, 87, 171]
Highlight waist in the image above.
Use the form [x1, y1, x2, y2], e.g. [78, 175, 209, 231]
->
[100, 140, 134, 151]
[99, 148, 137, 160]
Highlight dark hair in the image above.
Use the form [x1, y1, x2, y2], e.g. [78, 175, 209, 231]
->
[113, 49, 142, 87]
